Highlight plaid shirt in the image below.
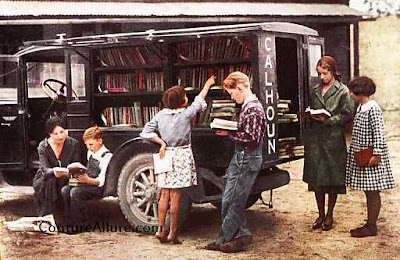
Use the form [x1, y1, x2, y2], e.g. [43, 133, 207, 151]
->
[231, 97, 266, 148]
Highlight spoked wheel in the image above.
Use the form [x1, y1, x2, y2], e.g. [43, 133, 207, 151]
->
[118, 153, 159, 230]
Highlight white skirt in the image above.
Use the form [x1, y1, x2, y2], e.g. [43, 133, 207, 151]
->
[157, 145, 197, 188]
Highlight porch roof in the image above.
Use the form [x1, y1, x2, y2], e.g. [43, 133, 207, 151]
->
[0, 1, 366, 25]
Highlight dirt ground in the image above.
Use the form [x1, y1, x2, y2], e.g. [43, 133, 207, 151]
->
[0, 111, 399, 260]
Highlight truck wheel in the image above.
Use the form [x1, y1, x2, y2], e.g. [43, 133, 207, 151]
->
[211, 193, 260, 210]
[118, 153, 159, 230]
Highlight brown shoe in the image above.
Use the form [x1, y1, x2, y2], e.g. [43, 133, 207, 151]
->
[201, 242, 220, 251]
[350, 224, 378, 237]
[220, 235, 252, 253]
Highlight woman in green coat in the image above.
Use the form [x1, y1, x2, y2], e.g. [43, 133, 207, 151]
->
[303, 56, 353, 231]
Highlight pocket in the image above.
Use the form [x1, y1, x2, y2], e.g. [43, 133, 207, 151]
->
[249, 155, 263, 172]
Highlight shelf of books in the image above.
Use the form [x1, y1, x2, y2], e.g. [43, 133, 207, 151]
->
[94, 45, 165, 94]
[101, 102, 161, 127]
[171, 36, 252, 90]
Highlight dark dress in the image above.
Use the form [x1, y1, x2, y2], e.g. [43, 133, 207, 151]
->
[33, 136, 81, 216]
[303, 80, 353, 194]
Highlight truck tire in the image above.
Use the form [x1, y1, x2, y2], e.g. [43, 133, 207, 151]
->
[211, 193, 260, 210]
[118, 153, 159, 231]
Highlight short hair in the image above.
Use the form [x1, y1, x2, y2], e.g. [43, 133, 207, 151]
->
[83, 126, 103, 142]
[45, 116, 66, 134]
[222, 71, 250, 89]
[317, 55, 341, 81]
[162, 86, 186, 109]
[348, 76, 376, 96]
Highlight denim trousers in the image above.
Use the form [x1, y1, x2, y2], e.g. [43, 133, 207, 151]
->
[216, 142, 263, 245]
[61, 185, 103, 225]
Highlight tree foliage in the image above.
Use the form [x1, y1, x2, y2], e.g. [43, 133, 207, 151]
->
[364, 0, 400, 17]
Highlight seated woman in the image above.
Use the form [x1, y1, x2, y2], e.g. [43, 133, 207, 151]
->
[33, 116, 81, 217]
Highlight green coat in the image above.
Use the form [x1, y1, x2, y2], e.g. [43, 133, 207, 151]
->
[303, 80, 353, 187]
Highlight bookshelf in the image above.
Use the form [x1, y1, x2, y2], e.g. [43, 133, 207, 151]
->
[91, 36, 254, 129]
[90, 33, 304, 161]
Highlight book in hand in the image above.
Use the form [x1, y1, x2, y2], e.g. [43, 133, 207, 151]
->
[210, 118, 238, 131]
[305, 107, 332, 117]
[153, 151, 173, 175]
[58, 162, 88, 187]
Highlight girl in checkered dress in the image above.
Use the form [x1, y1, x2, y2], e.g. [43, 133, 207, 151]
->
[346, 76, 395, 237]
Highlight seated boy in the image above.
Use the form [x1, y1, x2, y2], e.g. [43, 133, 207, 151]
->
[61, 126, 112, 229]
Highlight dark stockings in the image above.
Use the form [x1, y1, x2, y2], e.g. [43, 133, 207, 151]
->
[315, 192, 338, 225]
[365, 191, 381, 227]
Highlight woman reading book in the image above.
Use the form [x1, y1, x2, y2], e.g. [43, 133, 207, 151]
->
[346, 76, 395, 237]
[303, 55, 353, 232]
[140, 75, 215, 244]
[33, 116, 81, 217]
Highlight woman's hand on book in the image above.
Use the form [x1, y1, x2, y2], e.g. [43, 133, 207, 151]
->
[53, 168, 69, 178]
[214, 130, 230, 136]
[311, 114, 327, 123]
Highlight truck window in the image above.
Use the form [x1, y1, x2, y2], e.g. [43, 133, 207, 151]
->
[27, 59, 86, 98]
[308, 44, 322, 78]
[0, 61, 18, 104]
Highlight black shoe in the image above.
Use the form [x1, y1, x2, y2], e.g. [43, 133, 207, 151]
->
[322, 217, 333, 231]
[312, 217, 324, 230]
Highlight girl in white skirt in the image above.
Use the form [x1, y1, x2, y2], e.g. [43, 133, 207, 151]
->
[140, 76, 215, 243]
[346, 76, 395, 237]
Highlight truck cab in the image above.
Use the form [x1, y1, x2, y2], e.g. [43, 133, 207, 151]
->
[0, 22, 324, 227]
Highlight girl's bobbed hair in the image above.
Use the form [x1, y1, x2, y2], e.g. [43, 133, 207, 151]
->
[348, 76, 376, 96]
[162, 86, 186, 109]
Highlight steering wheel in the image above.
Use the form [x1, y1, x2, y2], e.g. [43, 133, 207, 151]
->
[42, 79, 78, 103]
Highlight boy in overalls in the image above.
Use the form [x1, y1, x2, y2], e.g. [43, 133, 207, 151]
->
[61, 126, 112, 230]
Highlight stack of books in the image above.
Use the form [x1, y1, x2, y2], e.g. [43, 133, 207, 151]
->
[278, 137, 304, 159]
[277, 99, 298, 123]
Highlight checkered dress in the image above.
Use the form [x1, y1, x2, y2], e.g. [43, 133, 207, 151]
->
[346, 100, 395, 191]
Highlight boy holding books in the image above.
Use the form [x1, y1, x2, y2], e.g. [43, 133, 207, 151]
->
[204, 71, 266, 253]
[61, 126, 112, 229]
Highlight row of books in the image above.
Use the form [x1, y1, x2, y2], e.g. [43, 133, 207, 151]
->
[175, 37, 251, 62]
[98, 46, 163, 67]
[98, 71, 164, 93]
[277, 99, 298, 124]
[101, 102, 161, 127]
[278, 137, 304, 159]
[195, 99, 239, 125]
[176, 64, 252, 90]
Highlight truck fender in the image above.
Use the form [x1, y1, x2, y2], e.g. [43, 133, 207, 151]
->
[103, 137, 159, 197]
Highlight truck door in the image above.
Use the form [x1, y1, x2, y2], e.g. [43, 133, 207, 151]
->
[0, 55, 28, 170]
[304, 36, 324, 106]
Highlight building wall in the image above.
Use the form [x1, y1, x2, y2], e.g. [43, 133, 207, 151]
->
[358, 16, 400, 111]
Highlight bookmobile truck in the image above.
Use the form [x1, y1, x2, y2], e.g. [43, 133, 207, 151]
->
[0, 22, 324, 228]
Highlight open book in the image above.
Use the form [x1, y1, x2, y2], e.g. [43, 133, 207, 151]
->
[54, 162, 88, 186]
[54, 162, 87, 176]
[305, 107, 332, 117]
[210, 118, 239, 131]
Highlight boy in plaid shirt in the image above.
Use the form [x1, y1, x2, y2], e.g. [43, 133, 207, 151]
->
[204, 71, 266, 253]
